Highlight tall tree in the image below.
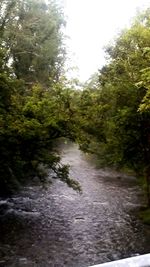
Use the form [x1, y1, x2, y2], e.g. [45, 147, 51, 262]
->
[1, 0, 66, 84]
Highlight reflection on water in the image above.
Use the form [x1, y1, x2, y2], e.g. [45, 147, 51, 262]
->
[0, 141, 150, 267]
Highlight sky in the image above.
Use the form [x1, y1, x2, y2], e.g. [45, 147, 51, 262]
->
[63, 0, 150, 82]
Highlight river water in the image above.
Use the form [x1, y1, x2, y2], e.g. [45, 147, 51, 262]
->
[0, 142, 150, 267]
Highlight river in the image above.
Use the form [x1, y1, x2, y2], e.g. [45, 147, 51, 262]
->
[0, 141, 150, 267]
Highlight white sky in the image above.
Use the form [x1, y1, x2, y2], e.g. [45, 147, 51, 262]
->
[63, 0, 150, 82]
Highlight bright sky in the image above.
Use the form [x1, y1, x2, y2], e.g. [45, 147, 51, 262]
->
[63, 0, 150, 82]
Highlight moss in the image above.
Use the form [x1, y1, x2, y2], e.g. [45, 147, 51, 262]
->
[139, 208, 150, 225]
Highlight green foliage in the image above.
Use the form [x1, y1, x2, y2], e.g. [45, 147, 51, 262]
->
[0, 72, 83, 195]
[0, 0, 81, 196]
[138, 88, 150, 112]
[1, 0, 65, 84]
[76, 8, 150, 205]
[1, 1, 150, 202]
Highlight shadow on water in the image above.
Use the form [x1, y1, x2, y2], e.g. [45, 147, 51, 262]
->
[0, 140, 150, 267]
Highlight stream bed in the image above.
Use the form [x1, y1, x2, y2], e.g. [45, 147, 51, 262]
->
[0, 142, 150, 267]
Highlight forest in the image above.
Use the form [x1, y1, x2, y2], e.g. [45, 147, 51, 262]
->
[0, 0, 150, 222]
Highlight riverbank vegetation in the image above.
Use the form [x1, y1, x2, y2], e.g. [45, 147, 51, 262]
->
[0, 0, 81, 195]
[74, 9, 150, 221]
[0, 1, 150, 222]
[76, 11, 150, 200]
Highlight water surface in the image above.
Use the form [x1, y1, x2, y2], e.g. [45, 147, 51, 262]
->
[0, 142, 150, 267]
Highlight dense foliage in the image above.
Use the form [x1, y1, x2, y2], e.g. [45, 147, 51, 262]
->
[0, 0, 80, 195]
[0, 1, 150, 208]
[75, 10, 150, 206]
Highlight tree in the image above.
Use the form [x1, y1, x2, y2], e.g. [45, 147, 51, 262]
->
[76, 8, 150, 206]
[0, 0, 81, 195]
[1, 0, 66, 84]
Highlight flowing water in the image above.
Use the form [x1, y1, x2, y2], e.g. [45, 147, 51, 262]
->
[0, 142, 150, 267]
